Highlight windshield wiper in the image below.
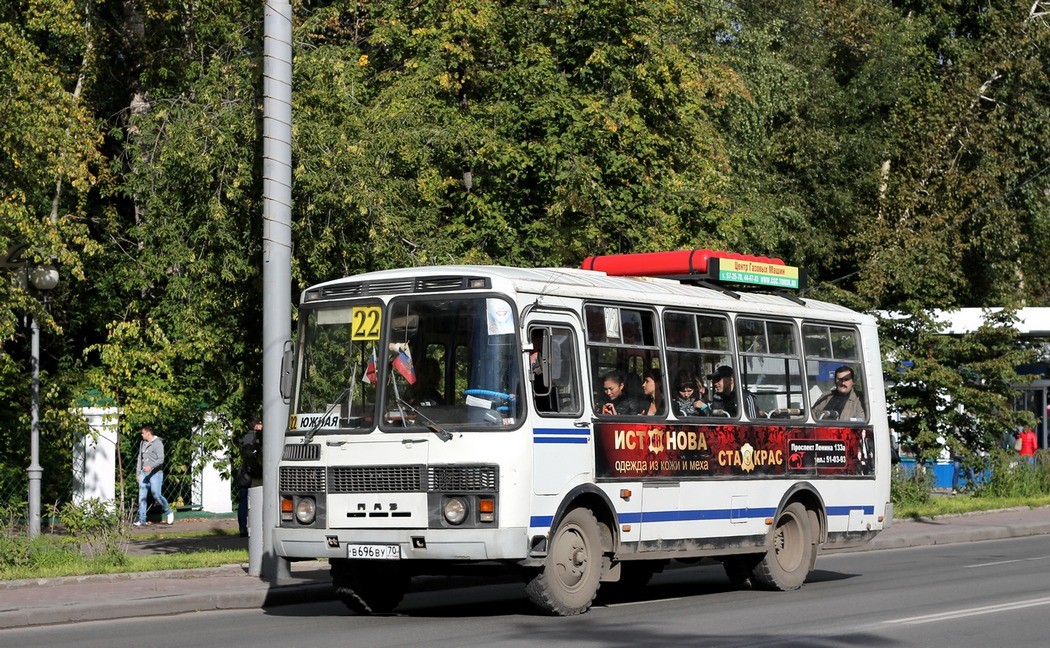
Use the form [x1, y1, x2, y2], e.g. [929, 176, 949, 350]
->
[394, 397, 453, 442]
[302, 381, 354, 445]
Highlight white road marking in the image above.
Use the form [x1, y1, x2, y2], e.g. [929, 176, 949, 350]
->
[965, 555, 1050, 568]
[889, 596, 1050, 625]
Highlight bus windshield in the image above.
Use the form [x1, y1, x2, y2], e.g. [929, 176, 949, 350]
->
[294, 303, 382, 431]
[291, 296, 526, 433]
[382, 296, 524, 430]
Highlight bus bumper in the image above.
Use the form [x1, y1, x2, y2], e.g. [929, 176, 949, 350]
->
[272, 526, 529, 561]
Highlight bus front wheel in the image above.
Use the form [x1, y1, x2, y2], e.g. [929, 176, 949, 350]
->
[751, 502, 815, 591]
[526, 507, 604, 615]
[331, 558, 408, 614]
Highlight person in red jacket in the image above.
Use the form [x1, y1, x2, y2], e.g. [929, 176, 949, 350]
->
[1018, 426, 1038, 463]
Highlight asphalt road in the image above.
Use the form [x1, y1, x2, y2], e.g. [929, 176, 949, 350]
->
[6, 534, 1049, 648]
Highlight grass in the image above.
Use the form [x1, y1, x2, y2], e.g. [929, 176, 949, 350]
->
[0, 549, 249, 581]
[894, 493, 1050, 520]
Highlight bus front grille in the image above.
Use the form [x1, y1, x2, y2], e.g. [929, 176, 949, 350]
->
[328, 465, 427, 493]
[283, 464, 501, 494]
[280, 466, 326, 492]
[428, 465, 499, 492]
[282, 443, 320, 461]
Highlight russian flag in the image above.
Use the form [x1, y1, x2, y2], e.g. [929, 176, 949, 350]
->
[392, 350, 416, 384]
[362, 349, 377, 385]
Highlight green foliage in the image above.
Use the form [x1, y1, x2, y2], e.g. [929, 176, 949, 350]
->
[890, 464, 934, 508]
[973, 450, 1050, 499]
[55, 498, 127, 562]
[881, 308, 1036, 464]
[293, 0, 741, 283]
[893, 451, 1050, 517]
[1, 0, 1049, 515]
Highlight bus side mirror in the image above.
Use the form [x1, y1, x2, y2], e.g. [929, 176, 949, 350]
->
[280, 341, 295, 402]
[530, 329, 553, 397]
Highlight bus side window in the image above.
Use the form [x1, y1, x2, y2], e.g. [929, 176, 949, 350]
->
[664, 311, 732, 419]
[803, 323, 866, 423]
[585, 304, 659, 417]
[736, 317, 806, 421]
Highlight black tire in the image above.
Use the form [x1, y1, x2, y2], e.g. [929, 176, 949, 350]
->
[722, 553, 762, 589]
[331, 558, 409, 614]
[525, 507, 604, 615]
[751, 502, 815, 591]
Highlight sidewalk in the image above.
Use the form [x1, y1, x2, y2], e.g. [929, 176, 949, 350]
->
[2, 506, 1049, 630]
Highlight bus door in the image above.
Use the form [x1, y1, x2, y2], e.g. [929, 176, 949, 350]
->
[525, 316, 591, 497]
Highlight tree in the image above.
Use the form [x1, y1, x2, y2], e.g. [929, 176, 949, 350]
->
[0, 6, 104, 503]
[882, 308, 1035, 465]
[292, 0, 745, 284]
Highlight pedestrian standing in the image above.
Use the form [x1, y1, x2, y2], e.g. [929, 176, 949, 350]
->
[1018, 426, 1038, 464]
[237, 417, 263, 537]
[136, 424, 175, 526]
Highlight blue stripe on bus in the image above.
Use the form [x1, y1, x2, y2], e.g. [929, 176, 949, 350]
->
[533, 428, 590, 444]
[530, 505, 873, 529]
[826, 505, 875, 515]
[533, 428, 590, 436]
[534, 437, 589, 444]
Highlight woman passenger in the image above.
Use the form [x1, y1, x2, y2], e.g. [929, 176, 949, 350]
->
[639, 370, 664, 416]
[672, 369, 710, 417]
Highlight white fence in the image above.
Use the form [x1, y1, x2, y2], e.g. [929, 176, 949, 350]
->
[73, 407, 232, 514]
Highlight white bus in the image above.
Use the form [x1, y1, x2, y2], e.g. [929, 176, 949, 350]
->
[273, 250, 892, 616]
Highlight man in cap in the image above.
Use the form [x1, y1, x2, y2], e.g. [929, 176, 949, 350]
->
[707, 365, 758, 419]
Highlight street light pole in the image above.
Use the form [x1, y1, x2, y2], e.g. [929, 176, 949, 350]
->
[2, 248, 58, 539]
[28, 312, 42, 538]
[25, 265, 58, 539]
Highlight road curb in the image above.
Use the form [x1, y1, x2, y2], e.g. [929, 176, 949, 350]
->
[0, 577, 335, 630]
[867, 521, 1050, 550]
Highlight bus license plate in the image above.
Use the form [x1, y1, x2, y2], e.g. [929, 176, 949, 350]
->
[346, 544, 401, 560]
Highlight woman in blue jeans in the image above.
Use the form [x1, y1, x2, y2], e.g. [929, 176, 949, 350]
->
[135, 424, 174, 526]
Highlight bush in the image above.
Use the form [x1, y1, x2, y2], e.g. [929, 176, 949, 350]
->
[972, 450, 1050, 498]
[0, 499, 130, 576]
[56, 499, 129, 566]
[891, 463, 934, 507]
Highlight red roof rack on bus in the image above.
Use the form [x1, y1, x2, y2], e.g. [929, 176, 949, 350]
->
[580, 249, 807, 292]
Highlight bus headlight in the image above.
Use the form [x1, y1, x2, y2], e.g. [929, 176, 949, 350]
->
[443, 497, 467, 525]
[295, 497, 317, 524]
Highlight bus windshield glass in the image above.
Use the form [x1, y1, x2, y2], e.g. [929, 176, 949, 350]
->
[382, 296, 524, 430]
[294, 303, 381, 431]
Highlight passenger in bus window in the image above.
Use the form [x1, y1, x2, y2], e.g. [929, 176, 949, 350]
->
[812, 365, 866, 421]
[598, 370, 637, 416]
[672, 369, 711, 417]
[707, 365, 757, 419]
[639, 370, 664, 416]
[409, 357, 445, 407]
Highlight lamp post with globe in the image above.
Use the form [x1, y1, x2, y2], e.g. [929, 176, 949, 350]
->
[3, 246, 59, 538]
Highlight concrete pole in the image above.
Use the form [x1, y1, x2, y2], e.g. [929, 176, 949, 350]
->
[28, 314, 42, 538]
[262, 0, 293, 581]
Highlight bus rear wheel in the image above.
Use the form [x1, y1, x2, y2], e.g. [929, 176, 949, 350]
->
[526, 507, 603, 615]
[331, 559, 408, 614]
[751, 502, 815, 591]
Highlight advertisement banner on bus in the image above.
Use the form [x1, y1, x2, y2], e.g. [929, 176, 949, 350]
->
[593, 423, 874, 479]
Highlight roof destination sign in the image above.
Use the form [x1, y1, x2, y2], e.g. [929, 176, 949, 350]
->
[580, 249, 807, 291]
[710, 257, 804, 290]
